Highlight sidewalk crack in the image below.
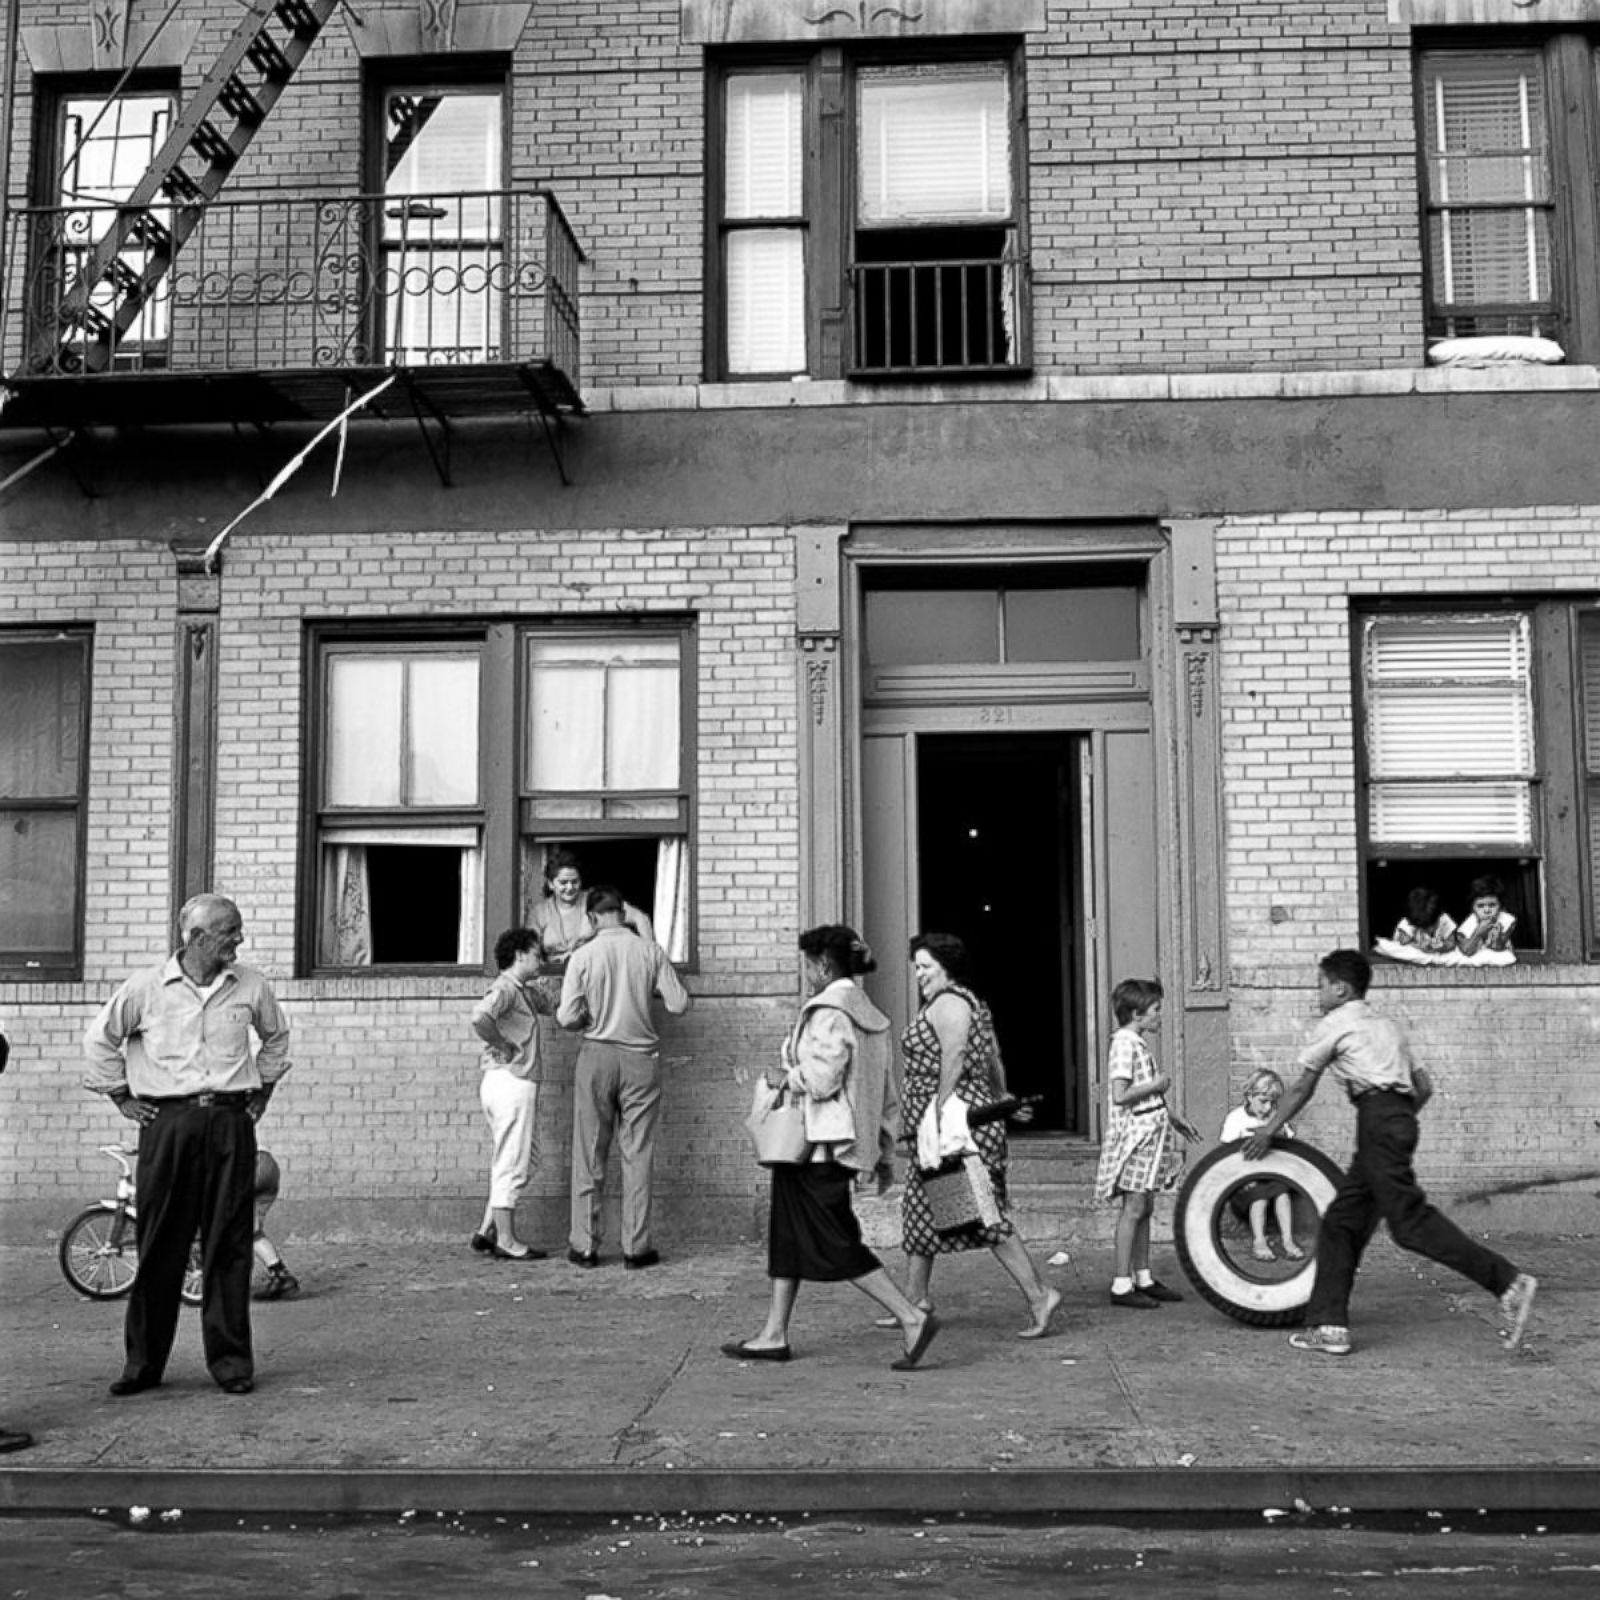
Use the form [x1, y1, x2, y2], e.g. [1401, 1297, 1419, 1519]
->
[609, 1341, 694, 1464]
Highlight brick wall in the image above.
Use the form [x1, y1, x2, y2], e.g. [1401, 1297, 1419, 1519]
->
[1217, 512, 1600, 1192]
[3, 0, 1426, 382]
[0, 524, 802, 1238]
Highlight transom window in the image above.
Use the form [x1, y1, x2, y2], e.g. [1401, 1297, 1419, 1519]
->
[711, 48, 1029, 381]
[1357, 602, 1600, 961]
[308, 624, 693, 971]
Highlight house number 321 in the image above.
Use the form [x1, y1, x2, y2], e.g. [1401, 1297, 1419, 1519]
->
[978, 706, 1015, 725]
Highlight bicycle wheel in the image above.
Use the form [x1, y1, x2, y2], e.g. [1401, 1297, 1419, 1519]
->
[1173, 1138, 1344, 1327]
[181, 1238, 203, 1307]
[59, 1206, 140, 1300]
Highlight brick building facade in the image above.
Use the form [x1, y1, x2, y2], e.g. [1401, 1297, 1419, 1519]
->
[2, 0, 1598, 1242]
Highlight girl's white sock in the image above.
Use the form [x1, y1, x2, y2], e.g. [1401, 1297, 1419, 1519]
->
[1134, 1270, 1155, 1287]
[1111, 1276, 1134, 1295]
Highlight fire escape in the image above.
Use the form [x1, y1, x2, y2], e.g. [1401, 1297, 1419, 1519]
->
[0, 0, 584, 485]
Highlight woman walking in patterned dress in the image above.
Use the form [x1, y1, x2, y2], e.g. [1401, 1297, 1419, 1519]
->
[1093, 977, 1199, 1308]
[895, 932, 1061, 1340]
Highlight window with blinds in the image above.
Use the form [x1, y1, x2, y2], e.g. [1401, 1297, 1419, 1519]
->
[1358, 602, 1600, 961]
[722, 71, 807, 375]
[1363, 613, 1535, 848]
[1419, 51, 1555, 339]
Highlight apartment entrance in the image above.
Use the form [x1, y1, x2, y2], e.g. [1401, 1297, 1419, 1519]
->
[854, 557, 1160, 1139]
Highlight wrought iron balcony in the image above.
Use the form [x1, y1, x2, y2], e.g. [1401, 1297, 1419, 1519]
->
[849, 245, 1029, 378]
[1, 188, 583, 432]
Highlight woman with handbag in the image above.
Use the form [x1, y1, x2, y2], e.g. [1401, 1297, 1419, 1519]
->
[722, 925, 940, 1369]
[893, 932, 1061, 1340]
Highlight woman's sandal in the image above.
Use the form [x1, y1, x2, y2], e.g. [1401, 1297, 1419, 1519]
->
[890, 1313, 941, 1371]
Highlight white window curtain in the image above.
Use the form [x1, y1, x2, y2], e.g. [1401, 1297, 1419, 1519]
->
[654, 839, 690, 963]
[724, 71, 806, 374]
[1364, 613, 1534, 846]
[857, 64, 1011, 226]
[327, 653, 479, 808]
[317, 826, 482, 966]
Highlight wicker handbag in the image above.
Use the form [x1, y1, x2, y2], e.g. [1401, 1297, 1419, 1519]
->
[920, 1153, 1002, 1233]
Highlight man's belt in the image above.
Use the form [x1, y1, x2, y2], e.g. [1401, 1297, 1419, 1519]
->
[148, 1091, 252, 1108]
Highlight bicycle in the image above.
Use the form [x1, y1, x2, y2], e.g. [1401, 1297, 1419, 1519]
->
[58, 1145, 203, 1306]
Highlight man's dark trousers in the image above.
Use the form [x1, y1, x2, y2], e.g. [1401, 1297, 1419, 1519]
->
[1306, 1088, 1517, 1328]
[126, 1101, 257, 1386]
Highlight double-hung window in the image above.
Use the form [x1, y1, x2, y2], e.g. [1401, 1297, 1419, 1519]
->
[0, 628, 91, 977]
[712, 48, 1028, 380]
[308, 623, 693, 971]
[1357, 602, 1600, 961]
[1415, 34, 1600, 359]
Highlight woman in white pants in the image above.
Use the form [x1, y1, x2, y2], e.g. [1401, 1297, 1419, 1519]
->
[469, 928, 555, 1261]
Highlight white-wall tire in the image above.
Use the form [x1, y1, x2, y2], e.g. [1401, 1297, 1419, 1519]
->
[1173, 1138, 1343, 1326]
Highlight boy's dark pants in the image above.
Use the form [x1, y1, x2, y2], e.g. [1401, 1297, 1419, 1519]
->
[1306, 1088, 1517, 1329]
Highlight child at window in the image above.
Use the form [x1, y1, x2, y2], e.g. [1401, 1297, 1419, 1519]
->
[1455, 875, 1517, 966]
[1374, 886, 1461, 966]
[1220, 1070, 1306, 1263]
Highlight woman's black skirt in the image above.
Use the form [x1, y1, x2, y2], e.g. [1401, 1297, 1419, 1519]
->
[768, 1161, 881, 1282]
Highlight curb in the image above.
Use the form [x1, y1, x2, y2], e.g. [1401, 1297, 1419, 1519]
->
[3, 1466, 1599, 1518]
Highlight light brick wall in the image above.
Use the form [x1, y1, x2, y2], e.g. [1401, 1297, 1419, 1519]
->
[1217, 512, 1600, 1192]
[0, 526, 803, 1236]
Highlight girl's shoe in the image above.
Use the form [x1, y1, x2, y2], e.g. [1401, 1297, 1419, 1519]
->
[1281, 1242, 1306, 1261]
[1251, 1241, 1275, 1262]
[256, 1263, 300, 1301]
[1136, 1278, 1184, 1303]
[470, 1222, 498, 1254]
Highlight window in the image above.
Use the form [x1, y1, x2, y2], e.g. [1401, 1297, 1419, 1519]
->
[1416, 35, 1600, 357]
[711, 48, 1028, 380]
[0, 629, 91, 977]
[1357, 603, 1600, 961]
[32, 83, 177, 368]
[308, 624, 693, 971]
[368, 76, 506, 363]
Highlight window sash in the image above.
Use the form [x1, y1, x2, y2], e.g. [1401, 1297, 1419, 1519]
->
[1579, 612, 1600, 949]
[1363, 613, 1536, 847]
[857, 63, 1012, 226]
[1420, 52, 1555, 328]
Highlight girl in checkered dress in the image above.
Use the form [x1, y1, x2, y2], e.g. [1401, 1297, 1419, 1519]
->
[1093, 978, 1198, 1308]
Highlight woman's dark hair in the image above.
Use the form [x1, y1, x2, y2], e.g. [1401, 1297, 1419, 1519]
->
[493, 926, 542, 971]
[544, 848, 583, 884]
[1111, 977, 1163, 1025]
[799, 924, 876, 978]
[1405, 886, 1441, 929]
[1468, 874, 1506, 903]
[908, 931, 971, 986]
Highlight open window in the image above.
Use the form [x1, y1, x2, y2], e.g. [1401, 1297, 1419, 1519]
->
[1358, 602, 1600, 960]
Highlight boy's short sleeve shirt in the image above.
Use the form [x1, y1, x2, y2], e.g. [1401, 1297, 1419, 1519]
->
[1296, 999, 1414, 1097]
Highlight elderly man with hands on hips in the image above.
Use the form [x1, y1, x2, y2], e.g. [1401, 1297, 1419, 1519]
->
[84, 894, 290, 1397]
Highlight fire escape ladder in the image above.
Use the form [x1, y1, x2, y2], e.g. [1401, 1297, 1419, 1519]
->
[26, 0, 340, 377]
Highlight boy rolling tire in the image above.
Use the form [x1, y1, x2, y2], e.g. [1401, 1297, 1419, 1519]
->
[1174, 1138, 1342, 1326]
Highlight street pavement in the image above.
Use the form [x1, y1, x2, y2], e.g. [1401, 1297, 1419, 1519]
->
[2, 1221, 1598, 1517]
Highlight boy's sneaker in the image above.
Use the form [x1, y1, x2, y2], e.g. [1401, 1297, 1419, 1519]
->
[256, 1264, 300, 1302]
[1288, 1324, 1352, 1356]
[1498, 1273, 1538, 1351]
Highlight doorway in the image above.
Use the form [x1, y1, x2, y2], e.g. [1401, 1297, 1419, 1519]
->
[916, 734, 1084, 1133]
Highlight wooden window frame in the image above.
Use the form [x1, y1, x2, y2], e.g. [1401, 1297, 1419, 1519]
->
[301, 619, 697, 976]
[1354, 597, 1600, 963]
[706, 42, 1030, 382]
[1415, 31, 1600, 362]
[0, 625, 92, 981]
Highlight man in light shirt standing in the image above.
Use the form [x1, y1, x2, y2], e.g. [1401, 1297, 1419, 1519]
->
[558, 885, 689, 1269]
[84, 894, 291, 1397]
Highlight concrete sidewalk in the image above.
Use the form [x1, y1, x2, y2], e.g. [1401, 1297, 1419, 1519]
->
[2, 1227, 1598, 1516]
